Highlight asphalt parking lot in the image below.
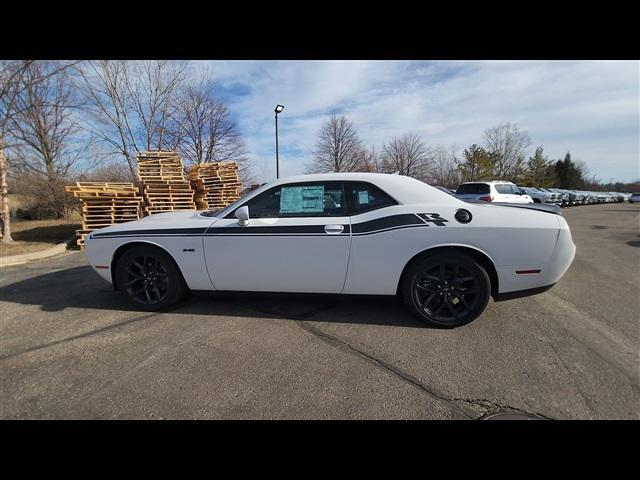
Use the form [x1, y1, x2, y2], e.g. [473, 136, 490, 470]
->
[1, 202, 638, 419]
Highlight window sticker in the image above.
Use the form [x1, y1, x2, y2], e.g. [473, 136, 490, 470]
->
[280, 185, 325, 213]
[357, 190, 370, 204]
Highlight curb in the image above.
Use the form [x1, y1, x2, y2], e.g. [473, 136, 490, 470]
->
[0, 243, 71, 268]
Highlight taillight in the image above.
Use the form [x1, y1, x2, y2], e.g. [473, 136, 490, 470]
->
[479, 196, 493, 202]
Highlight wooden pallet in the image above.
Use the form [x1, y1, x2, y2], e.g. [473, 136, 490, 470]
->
[136, 151, 197, 214]
[189, 162, 242, 210]
[66, 182, 144, 249]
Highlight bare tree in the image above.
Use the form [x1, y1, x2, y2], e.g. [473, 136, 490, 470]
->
[167, 77, 250, 178]
[306, 114, 367, 173]
[80, 160, 134, 183]
[430, 144, 462, 188]
[1, 61, 34, 242]
[75, 60, 188, 180]
[123, 60, 188, 150]
[380, 132, 434, 180]
[483, 122, 531, 180]
[6, 61, 87, 218]
[1, 60, 77, 241]
[358, 145, 380, 173]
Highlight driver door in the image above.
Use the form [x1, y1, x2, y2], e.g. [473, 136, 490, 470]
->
[203, 181, 351, 293]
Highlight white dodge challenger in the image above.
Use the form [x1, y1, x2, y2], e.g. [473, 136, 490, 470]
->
[85, 173, 576, 328]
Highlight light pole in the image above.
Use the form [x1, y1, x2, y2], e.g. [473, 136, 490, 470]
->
[274, 104, 284, 179]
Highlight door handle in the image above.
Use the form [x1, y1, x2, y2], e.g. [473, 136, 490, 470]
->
[324, 224, 344, 234]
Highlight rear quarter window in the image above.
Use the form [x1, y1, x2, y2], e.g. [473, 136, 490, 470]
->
[495, 184, 513, 194]
[456, 183, 490, 195]
[345, 182, 397, 215]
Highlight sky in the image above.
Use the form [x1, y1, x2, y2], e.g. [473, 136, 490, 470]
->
[197, 60, 640, 184]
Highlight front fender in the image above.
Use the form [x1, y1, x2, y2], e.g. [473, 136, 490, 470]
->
[85, 236, 213, 291]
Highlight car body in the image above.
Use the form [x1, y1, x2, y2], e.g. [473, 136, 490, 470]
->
[454, 181, 533, 204]
[629, 193, 640, 203]
[85, 173, 576, 327]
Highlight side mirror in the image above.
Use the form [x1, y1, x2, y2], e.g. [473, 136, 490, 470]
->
[235, 205, 250, 226]
[519, 189, 526, 195]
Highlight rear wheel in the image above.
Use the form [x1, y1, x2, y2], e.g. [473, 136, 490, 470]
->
[402, 252, 491, 328]
[115, 245, 188, 311]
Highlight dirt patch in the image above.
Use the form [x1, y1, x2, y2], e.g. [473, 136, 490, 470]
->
[0, 219, 80, 257]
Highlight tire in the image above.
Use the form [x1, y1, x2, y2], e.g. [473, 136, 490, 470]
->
[115, 244, 188, 311]
[402, 252, 491, 328]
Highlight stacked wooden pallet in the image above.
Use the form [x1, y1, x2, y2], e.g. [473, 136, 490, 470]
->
[65, 182, 143, 249]
[188, 162, 242, 210]
[136, 151, 196, 214]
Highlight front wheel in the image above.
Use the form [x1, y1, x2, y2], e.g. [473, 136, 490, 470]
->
[115, 245, 188, 311]
[402, 252, 491, 328]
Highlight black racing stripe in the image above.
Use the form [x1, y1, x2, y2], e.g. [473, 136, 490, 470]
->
[352, 224, 428, 236]
[350, 214, 425, 234]
[91, 227, 208, 238]
[205, 224, 351, 235]
[91, 214, 428, 239]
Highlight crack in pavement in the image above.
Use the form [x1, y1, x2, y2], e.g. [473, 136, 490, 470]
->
[297, 320, 554, 420]
[234, 299, 554, 420]
[0, 312, 161, 361]
[452, 398, 553, 420]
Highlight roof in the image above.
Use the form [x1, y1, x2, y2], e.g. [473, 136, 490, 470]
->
[238, 172, 462, 206]
[460, 180, 516, 185]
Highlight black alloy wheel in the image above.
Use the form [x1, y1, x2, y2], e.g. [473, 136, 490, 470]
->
[403, 253, 491, 328]
[116, 245, 188, 311]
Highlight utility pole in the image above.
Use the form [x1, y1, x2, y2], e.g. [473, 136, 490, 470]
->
[274, 104, 284, 179]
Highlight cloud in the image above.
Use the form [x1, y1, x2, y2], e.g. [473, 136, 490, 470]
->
[201, 60, 639, 183]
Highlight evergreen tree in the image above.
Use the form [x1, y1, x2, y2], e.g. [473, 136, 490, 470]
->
[458, 144, 497, 181]
[525, 146, 552, 187]
[554, 152, 585, 189]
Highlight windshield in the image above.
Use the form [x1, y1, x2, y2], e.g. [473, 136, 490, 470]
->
[199, 185, 265, 218]
[456, 183, 490, 195]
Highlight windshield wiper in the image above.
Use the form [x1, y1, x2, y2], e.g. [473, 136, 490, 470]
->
[200, 209, 222, 217]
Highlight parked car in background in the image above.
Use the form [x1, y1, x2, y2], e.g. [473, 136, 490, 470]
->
[455, 181, 533, 204]
[629, 193, 640, 203]
[536, 188, 562, 206]
[522, 187, 553, 204]
[544, 188, 570, 207]
[611, 192, 625, 203]
[581, 191, 598, 204]
[563, 189, 585, 206]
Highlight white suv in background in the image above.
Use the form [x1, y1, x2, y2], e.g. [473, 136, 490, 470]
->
[455, 181, 534, 204]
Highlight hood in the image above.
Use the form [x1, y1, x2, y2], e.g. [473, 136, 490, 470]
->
[91, 210, 208, 236]
[136, 210, 204, 224]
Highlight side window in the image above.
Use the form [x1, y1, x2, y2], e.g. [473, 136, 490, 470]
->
[495, 184, 511, 195]
[510, 185, 522, 194]
[345, 182, 398, 215]
[229, 182, 347, 218]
